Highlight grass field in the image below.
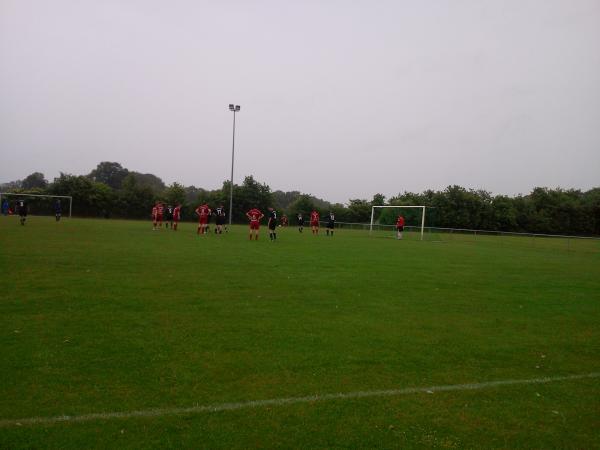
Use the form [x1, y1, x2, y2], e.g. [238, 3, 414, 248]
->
[1, 217, 599, 449]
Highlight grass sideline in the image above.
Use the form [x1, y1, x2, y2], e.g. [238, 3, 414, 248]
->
[1, 217, 599, 448]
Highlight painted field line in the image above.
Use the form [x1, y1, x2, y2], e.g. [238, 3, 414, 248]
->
[1, 372, 599, 428]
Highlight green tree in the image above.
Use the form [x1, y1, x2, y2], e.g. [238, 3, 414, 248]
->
[49, 173, 115, 217]
[164, 182, 186, 206]
[347, 199, 371, 222]
[22, 172, 48, 189]
[129, 172, 165, 193]
[117, 174, 155, 219]
[88, 162, 129, 189]
[289, 194, 316, 217]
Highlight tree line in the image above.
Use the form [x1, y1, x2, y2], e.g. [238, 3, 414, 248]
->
[2, 162, 599, 236]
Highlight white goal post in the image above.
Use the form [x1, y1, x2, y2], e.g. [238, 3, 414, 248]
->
[0, 192, 73, 218]
[370, 205, 426, 240]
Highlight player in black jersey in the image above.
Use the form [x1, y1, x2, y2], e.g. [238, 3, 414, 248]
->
[326, 212, 335, 236]
[17, 199, 28, 225]
[215, 205, 226, 234]
[297, 213, 304, 233]
[268, 207, 278, 241]
[54, 200, 62, 222]
[165, 205, 174, 228]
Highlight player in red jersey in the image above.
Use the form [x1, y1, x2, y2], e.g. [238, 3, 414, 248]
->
[246, 208, 264, 240]
[396, 215, 405, 240]
[310, 210, 320, 235]
[152, 203, 159, 230]
[156, 202, 165, 228]
[172, 204, 182, 231]
[195, 204, 212, 235]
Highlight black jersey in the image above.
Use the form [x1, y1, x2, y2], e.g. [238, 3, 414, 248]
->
[215, 207, 226, 224]
[297, 214, 304, 225]
[165, 205, 174, 219]
[17, 200, 28, 216]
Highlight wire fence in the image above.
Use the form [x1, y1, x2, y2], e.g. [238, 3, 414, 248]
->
[328, 221, 600, 253]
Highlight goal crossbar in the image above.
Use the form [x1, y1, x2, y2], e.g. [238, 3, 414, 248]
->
[0, 192, 73, 218]
[370, 205, 426, 240]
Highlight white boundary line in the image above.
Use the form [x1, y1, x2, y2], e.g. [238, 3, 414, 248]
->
[1, 372, 598, 428]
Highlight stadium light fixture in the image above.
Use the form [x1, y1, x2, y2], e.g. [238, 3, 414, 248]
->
[228, 104, 241, 225]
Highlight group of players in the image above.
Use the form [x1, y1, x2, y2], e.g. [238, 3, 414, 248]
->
[1, 198, 63, 225]
[5, 197, 406, 239]
[150, 202, 338, 241]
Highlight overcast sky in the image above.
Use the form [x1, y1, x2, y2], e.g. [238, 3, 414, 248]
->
[1, 0, 599, 203]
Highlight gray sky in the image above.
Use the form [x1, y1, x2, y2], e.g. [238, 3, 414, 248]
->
[1, 0, 599, 203]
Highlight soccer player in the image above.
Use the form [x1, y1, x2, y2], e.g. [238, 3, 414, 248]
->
[310, 210, 320, 235]
[246, 207, 264, 240]
[297, 213, 304, 233]
[172, 204, 181, 231]
[214, 205, 226, 234]
[2, 199, 9, 216]
[195, 203, 211, 235]
[326, 211, 335, 236]
[156, 202, 164, 228]
[165, 204, 174, 229]
[281, 214, 288, 227]
[267, 207, 278, 241]
[17, 199, 28, 226]
[396, 215, 405, 240]
[151, 203, 159, 230]
[54, 200, 62, 222]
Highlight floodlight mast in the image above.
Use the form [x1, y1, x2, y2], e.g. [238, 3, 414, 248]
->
[228, 104, 241, 226]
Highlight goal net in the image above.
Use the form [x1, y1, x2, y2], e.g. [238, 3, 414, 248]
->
[0, 193, 72, 218]
[370, 205, 427, 240]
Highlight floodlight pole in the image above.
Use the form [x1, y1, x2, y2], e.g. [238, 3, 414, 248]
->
[228, 104, 240, 226]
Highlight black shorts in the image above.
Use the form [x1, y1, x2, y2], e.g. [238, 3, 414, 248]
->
[327, 221, 335, 229]
[165, 213, 173, 221]
[298, 220, 304, 226]
[268, 220, 277, 230]
[216, 216, 225, 225]
[396, 226, 404, 232]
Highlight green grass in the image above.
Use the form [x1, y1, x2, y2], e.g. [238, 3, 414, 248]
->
[1, 216, 599, 449]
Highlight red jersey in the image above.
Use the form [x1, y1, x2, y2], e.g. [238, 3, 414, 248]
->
[173, 206, 181, 221]
[195, 204, 211, 218]
[152, 206, 158, 218]
[157, 204, 164, 215]
[246, 208, 263, 222]
[396, 216, 405, 227]
[310, 211, 320, 222]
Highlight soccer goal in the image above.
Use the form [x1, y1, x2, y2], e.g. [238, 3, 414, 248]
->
[0, 192, 73, 218]
[369, 205, 426, 240]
